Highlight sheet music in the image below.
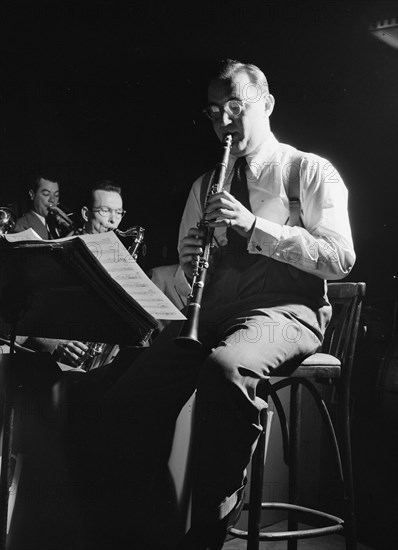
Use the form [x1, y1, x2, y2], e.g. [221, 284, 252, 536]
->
[79, 232, 186, 321]
[3, 228, 43, 241]
[4, 228, 79, 243]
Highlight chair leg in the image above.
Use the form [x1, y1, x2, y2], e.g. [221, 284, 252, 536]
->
[247, 403, 269, 550]
[339, 392, 357, 550]
[287, 381, 302, 550]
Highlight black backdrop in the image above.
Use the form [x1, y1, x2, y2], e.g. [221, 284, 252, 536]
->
[0, 1, 397, 547]
[1, 0, 397, 299]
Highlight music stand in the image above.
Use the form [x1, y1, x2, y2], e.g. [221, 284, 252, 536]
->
[0, 240, 157, 549]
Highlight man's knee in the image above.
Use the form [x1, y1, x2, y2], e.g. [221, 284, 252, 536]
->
[201, 349, 241, 386]
[198, 349, 264, 400]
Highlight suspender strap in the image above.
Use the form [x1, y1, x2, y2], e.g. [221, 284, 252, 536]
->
[283, 152, 303, 227]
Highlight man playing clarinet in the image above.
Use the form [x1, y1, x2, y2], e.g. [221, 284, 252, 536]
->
[89, 59, 356, 550]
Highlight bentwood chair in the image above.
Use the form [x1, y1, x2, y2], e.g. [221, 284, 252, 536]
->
[229, 281, 366, 550]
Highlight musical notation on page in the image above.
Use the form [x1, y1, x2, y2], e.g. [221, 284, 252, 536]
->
[79, 232, 185, 321]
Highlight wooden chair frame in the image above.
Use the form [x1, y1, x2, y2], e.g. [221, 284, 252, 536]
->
[229, 282, 366, 550]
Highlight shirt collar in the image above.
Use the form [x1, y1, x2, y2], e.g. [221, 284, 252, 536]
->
[229, 133, 280, 180]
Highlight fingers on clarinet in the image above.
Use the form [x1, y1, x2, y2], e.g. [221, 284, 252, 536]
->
[188, 227, 202, 237]
[184, 236, 202, 247]
[188, 250, 202, 261]
[181, 255, 195, 266]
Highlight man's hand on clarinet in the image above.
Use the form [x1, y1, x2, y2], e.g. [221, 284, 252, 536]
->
[179, 227, 205, 281]
[205, 190, 256, 237]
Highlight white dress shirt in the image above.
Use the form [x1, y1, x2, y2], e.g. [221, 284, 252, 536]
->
[178, 133, 355, 287]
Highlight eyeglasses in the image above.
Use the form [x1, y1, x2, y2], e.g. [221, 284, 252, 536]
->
[203, 99, 246, 121]
[91, 207, 126, 219]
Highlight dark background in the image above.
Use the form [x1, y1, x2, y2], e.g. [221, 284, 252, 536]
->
[0, 1, 396, 286]
[0, 1, 397, 548]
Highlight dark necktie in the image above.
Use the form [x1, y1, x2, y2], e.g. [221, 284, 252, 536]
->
[226, 156, 251, 254]
[46, 215, 58, 239]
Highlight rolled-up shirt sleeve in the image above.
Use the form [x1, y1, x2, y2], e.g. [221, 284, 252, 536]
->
[248, 155, 356, 280]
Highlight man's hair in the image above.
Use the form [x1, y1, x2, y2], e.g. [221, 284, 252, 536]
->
[29, 170, 60, 193]
[85, 179, 122, 209]
[210, 59, 270, 96]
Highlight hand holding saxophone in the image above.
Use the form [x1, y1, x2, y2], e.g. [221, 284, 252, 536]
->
[55, 340, 89, 368]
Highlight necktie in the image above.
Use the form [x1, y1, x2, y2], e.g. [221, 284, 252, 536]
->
[46, 215, 58, 239]
[226, 156, 251, 254]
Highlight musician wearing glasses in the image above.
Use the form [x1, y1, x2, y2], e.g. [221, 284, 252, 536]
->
[80, 179, 126, 234]
[14, 180, 127, 368]
[88, 60, 355, 550]
[52, 180, 127, 366]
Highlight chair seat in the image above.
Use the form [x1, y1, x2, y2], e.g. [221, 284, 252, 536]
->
[289, 352, 341, 378]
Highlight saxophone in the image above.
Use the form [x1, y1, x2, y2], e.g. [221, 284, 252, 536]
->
[115, 225, 145, 260]
[175, 133, 232, 348]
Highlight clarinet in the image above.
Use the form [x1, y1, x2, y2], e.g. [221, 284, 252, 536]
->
[175, 133, 232, 348]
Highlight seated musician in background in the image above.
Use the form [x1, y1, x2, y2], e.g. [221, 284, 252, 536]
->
[13, 171, 62, 239]
[1, 173, 62, 352]
[12, 179, 127, 369]
[78, 178, 126, 235]
[52, 179, 127, 367]
[86, 59, 356, 550]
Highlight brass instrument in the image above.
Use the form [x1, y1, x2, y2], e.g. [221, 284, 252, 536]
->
[175, 134, 233, 348]
[0, 206, 17, 235]
[47, 204, 76, 237]
[115, 225, 145, 259]
[78, 342, 112, 371]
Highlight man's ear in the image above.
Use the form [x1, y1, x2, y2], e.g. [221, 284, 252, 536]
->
[81, 206, 89, 222]
[28, 189, 34, 201]
[265, 94, 275, 116]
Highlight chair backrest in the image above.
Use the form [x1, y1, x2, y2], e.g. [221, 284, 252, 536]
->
[323, 282, 366, 386]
